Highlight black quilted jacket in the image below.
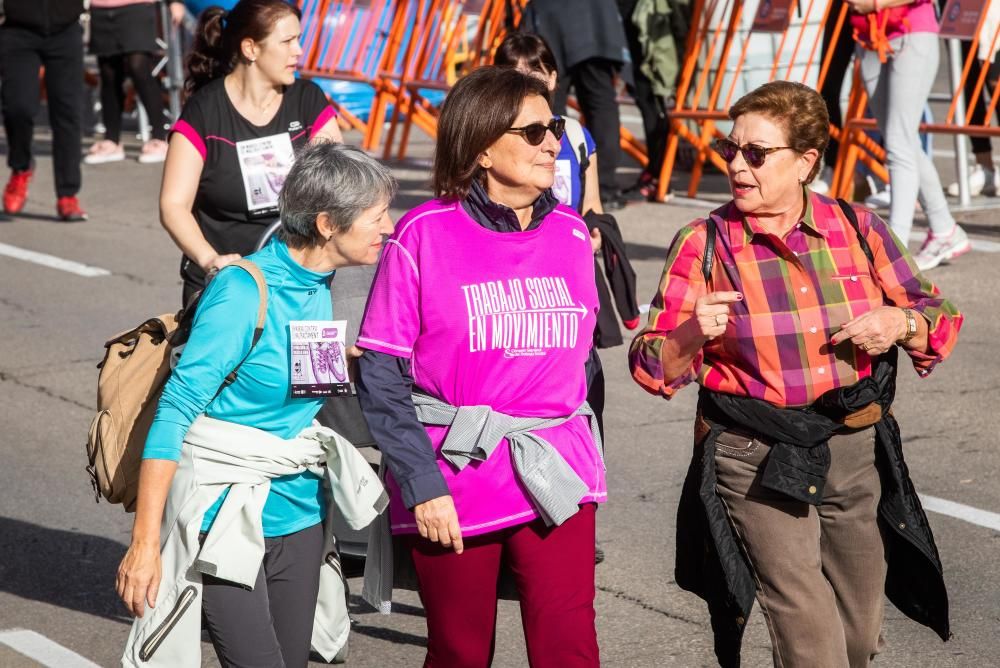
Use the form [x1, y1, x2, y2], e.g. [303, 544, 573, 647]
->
[675, 348, 950, 666]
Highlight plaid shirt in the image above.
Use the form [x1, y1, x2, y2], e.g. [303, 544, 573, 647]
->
[629, 190, 963, 408]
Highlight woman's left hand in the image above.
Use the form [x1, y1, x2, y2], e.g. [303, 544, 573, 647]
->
[830, 306, 906, 355]
[590, 228, 602, 254]
[346, 345, 362, 382]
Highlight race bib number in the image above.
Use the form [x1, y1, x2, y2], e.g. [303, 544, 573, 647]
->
[290, 320, 352, 398]
[236, 132, 295, 217]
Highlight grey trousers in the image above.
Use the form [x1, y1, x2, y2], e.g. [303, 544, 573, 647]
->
[860, 32, 957, 245]
[201, 522, 325, 668]
[715, 427, 887, 668]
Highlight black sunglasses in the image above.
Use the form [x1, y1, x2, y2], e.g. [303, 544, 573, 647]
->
[507, 118, 566, 146]
[715, 138, 794, 168]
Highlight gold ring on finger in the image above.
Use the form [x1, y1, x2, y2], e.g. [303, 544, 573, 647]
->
[862, 341, 871, 351]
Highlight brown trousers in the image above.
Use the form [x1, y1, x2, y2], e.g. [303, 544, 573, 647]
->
[714, 426, 887, 668]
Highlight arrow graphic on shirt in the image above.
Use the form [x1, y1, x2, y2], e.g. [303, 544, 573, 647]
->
[486, 302, 588, 317]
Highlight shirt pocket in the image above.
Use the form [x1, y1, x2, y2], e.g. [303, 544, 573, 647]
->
[826, 271, 882, 311]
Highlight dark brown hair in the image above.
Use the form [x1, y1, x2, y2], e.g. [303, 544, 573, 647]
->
[185, 0, 301, 93]
[493, 32, 557, 76]
[729, 80, 829, 182]
[432, 66, 551, 201]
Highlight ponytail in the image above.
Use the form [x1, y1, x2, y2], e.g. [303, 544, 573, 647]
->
[184, 0, 301, 94]
[185, 6, 230, 93]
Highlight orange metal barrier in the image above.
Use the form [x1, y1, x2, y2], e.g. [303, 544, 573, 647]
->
[654, 0, 851, 202]
[298, 0, 411, 150]
[375, 0, 527, 158]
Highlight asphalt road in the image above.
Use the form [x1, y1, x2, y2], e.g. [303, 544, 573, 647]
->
[0, 124, 997, 668]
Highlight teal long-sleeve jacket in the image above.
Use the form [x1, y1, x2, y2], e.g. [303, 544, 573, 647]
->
[144, 239, 335, 537]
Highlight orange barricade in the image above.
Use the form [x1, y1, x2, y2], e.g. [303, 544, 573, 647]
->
[374, 0, 527, 158]
[298, 0, 410, 150]
[833, 12, 1000, 201]
[654, 0, 851, 202]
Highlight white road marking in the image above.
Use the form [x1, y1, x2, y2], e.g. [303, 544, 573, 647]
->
[920, 495, 1000, 533]
[0, 243, 111, 277]
[0, 629, 101, 668]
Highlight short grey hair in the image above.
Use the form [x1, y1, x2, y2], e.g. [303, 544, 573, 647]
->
[278, 142, 397, 247]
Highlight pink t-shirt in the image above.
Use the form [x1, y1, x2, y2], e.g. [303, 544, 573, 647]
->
[850, 0, 938, 43]
[358, 199, 606, 536]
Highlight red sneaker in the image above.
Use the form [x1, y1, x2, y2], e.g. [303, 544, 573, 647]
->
[57, 196, 88, 222]
[4, 169, 33, 214]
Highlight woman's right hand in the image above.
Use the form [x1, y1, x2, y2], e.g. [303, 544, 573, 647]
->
[116, 540, 162, 617]
[693, 291, 743, 341]
[413, 494, 464, 554]
[201, 253, 242, 276]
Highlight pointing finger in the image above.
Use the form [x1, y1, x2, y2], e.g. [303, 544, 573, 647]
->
[701, 291, 743, 306]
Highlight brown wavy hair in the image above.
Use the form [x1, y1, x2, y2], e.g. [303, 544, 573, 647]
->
[729, 80, 830, 183]
[185, 0, 301, 93]
[432, 66, 551, 201]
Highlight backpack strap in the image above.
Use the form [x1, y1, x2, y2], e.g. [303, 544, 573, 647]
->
[215, 259, 269, 395]
[835, 198, 876, 265]
[702, 216, 717, 283]
[562, 116, 590, 214]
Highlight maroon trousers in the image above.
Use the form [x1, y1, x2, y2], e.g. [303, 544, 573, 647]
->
[407, 504, 599, 668]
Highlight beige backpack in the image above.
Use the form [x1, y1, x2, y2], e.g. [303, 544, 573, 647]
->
[86, 260, 267, 511]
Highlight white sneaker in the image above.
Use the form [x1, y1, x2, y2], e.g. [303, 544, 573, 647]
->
[811, 166, 833, 195]
[914, 224, 972, 271]
[865, 184, 891, 209]
[84, 140, 125, 165]
[138, 139, 168, 164]
[946, 164, 990, 197]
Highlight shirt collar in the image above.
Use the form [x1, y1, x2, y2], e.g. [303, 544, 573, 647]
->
[725, 186, 826, 253]
[461, 180, 559, 233]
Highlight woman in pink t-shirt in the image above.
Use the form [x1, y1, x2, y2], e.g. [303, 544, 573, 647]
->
[357, 67, 604, 666]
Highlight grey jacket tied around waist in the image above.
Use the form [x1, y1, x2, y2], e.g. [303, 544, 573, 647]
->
[362, 395, 604, 614]
[412, 393, 605, 526]
[122, 416, 387, 668]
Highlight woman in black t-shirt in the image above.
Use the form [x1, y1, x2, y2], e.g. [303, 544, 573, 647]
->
[159, 0, 343, 302]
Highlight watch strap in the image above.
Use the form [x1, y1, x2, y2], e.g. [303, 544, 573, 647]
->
[899, 308, 918, 344]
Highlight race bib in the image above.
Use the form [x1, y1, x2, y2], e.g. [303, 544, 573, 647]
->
[236, 132, 295, 217]
[552, 158, 573, 207]
[290, 320, 352, 398]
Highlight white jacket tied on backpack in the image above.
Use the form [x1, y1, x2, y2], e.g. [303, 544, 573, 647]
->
[121, 416, 387, 667]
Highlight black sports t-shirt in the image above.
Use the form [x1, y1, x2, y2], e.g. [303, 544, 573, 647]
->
[171, 77, 335, 286]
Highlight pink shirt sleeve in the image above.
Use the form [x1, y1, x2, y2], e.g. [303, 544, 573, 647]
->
[357, 235, 421, 358]
[309, 106, 338, 140]
[170, 119, 207, 161]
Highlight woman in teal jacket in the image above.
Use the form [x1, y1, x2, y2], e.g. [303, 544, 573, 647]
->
[116, 142, 395, 668]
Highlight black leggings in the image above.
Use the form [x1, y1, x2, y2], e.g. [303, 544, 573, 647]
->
[960, 40, 1000, 156]
[97, 51, 166, 143]
[201, 523, 325, 668]
[820, 0, 857, 169]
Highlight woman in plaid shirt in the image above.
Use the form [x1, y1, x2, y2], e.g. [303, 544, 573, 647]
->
[630, 81, 962, 666]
